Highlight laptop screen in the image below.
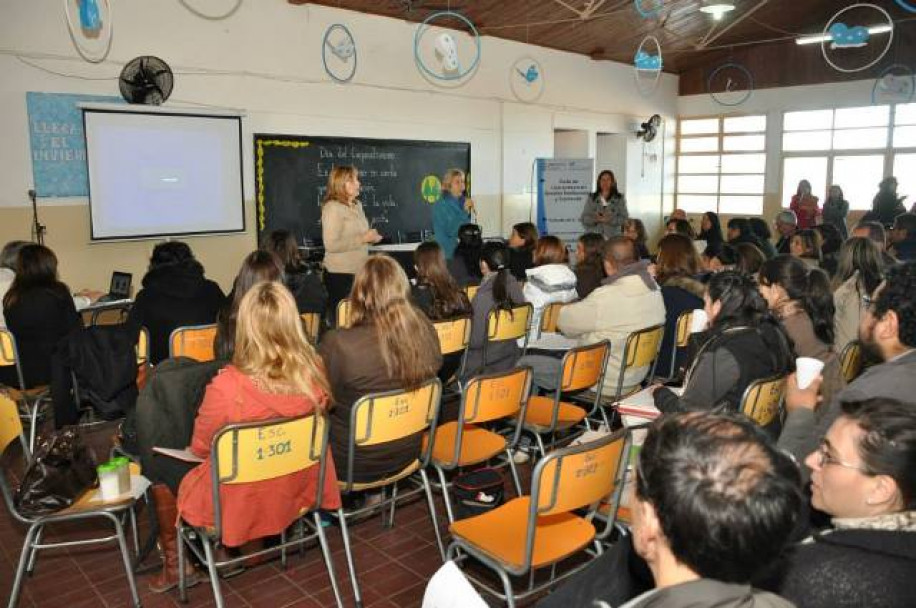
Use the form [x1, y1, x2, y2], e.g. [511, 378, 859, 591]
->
[109, 272, 132, 299]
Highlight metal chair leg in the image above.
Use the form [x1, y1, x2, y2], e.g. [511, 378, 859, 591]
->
[8, 524, 39, 608]
[420, 468, 446, 562]
[313, 513, 344, 608]
[497, 565, 516, 608]
[534, 433, 547, 460]
[200, 537, 224, 608]
[25, 525, 43, 574]
[386, 483, 398, 529]
[435, 466, 456, 524]
[280, 528, 288, 569]
[177, 527, 188, 604]
[506, 453, 523, 497]
[110, 514, 141, 608]
[28, 400, 40, 454]
[337, 508, 363, 608]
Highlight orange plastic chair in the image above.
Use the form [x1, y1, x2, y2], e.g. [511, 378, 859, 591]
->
[168, 324, 217, 361]
[432, 315, 472, 382]
[0, 328, 50, 452]
[447, 429, 630, 608]
[840, 341, 863, 383]
[539, 302, 565, 335]
[464, 284, 480, 301]
[519, 340, 610, 459]
[483, 303, 533, 367]
[336, 298, 352, 329]
[740, 374, 786, 428]
[655, 309, 693, 381]
[300, 312, 321, 343]
[427, 366, 533, 523]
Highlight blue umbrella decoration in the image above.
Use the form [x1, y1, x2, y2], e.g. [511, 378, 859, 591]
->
[821, 4, 893, 74]
[634, 36, 663, 96]
[64, 0, 112, 63]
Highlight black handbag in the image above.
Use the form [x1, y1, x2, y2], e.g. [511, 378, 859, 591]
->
[14, 428, 98, 517]
[452, 467, 505, 520]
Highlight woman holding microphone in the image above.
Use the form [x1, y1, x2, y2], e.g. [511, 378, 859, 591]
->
[433, 168, 475, 259]
[321, 165, 382, 320]
[581, 170, 628, 238]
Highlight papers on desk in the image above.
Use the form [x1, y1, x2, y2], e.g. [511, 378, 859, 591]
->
[153, 446, 204, 463]
[617, 386, 683, 420]
[523, 332, 578, 351]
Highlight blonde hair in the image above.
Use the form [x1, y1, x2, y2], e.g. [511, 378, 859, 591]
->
[442, 168, 465, 192]
[323, 165, 358, 206]
[349, 255, 441, 390]
[232, 282, 330, 409]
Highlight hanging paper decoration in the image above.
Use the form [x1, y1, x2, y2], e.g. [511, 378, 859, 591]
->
[414, 11, 481, 84]
[510, 56, 545, 102]
[707, 62, 755, 107]
[821, 4, 893, 74]
[64, 0, 113, 63]
[322, 23, 358, 83]
[894, 0, 916, 13]
[177, 0, 243, 20]
[634, 0, 664, 18]
[872, 64, 915, 105]
[633, 36, 663, 97]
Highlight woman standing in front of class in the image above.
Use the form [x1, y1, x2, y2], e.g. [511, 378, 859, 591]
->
[321, 165, 382, 323]
[581, 170, 628, 238]
[433, 168, 475, 260]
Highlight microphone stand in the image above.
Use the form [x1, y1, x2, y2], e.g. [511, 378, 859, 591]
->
[29, 189, 46, 245]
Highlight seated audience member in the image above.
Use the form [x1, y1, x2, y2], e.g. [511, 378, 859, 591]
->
[574, 232, 605, 299]
[727, 217, 764, 251]
[780, 261, 916, 467]
[319, 255, 441, 483]
[852, 219, 897, 264]
[411, 241, 471, 383]
[748, 217, 778, 259]
[261, 229, 328, 315]
[814, 223, 843, 277]
[126, 241, 226, 364]
[523, 236, 577, 345]
[765, 398, 916, 608]
[652, 271, 793, 432]
[173, 283, 341, 588]
[1, 244, 82, 390]
[0, 241, 28, 328]
[872, 176, 906, 228]
[621, 413, 801, 608]
[704, 243, 738, 273]
[889, 213, 916, 261]
[507, 221, 538, 281]
[665, 218, 696, 240]
[789, 229, 823, 269]
[758, 256, 845, 408]
[462, 242, 525, 378]
[668, 208, 687, 221]
[735, 242, 766, 277]
[214, 251, 284, 361]
[832, 237, 885, 351]
[697, 211, 724, 252]
[554, 237, 665, 395]
[654, 234, 704, 380]
[774, 210, 798, 255]
[624, 218, 651, 260]
[447, 223, 484, 287]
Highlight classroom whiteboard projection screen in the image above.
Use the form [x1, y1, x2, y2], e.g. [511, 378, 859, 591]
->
[83, 109, 244, 240]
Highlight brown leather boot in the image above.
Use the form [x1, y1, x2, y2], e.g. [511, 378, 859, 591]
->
[148, 484, 203, 593]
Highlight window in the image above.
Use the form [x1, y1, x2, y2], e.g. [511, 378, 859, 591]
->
[781, 104, 916, 211]
[676, 115, 767, 215]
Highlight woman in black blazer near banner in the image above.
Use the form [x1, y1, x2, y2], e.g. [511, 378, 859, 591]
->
[581, 170, 628, 238]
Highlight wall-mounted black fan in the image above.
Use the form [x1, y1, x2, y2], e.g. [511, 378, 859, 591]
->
[636, 114, 662, 142]
[119, 56, 174, 105]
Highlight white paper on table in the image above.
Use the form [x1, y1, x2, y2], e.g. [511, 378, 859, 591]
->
[83, 474, 152, 505]
[152, 446, 204, 463]
[616, 386, 683, 420]
[521, 331, 579, 351]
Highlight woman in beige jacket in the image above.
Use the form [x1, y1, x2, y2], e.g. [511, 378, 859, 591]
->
[321, 165, 382, 320]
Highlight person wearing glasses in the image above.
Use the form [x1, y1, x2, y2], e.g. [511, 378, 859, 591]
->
[780, 262, 916, 473]
[762, 397, 915, 608]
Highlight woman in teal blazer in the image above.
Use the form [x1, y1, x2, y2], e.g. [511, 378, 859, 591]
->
[433, 168, 475, 259]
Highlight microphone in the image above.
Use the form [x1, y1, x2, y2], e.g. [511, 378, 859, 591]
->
[28, 189, 36, 203]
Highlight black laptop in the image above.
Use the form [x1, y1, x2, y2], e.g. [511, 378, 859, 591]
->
[97, 271, 132, 303]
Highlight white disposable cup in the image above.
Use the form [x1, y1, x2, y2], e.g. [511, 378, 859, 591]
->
[689, 309, 708, 333]
[796, 357, 825, 390]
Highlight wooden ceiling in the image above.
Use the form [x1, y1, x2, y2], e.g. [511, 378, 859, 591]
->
[290, 0, 915, 75]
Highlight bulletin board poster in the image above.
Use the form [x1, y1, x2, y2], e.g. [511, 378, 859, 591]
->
[26, 92, 123, 197]
[536, 158, 594, 242]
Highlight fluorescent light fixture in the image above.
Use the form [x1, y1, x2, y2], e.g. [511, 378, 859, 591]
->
[699, 1, 736, 21]
[796, 24, 892, 45]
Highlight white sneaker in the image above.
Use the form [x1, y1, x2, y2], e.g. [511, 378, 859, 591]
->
[511, 449, 530, 464]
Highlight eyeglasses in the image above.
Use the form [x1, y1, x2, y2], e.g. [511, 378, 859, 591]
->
[814, 442, 870, 474]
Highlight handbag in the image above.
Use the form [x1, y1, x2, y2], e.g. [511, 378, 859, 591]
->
[452, 467, 505, 520]
[14, 428, 98, 517]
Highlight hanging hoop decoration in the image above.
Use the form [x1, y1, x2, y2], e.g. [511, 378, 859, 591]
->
[707, 62, 755, 106]
[821, 4, 893, 74]
[509, 56, 545, 102]
[322, 23, 358, 83]
[63, 0, 113, 63]
[634, 0, 664, 19]
[894, 0, 916, 13]
[177, 0, 243, 20]
[633, 35, 663, 97]
[872, 64, 915, 105]
[413, 11, 482, 83]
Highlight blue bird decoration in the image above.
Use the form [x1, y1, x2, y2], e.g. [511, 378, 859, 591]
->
[829, 23, 870, 49]
[517, 64, 539, 83]
[78, 0, 102, 32]
[634, 50, 662, 71]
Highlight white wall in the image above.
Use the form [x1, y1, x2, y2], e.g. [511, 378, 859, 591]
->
[0, 0, 677, 290]
[554, 130, 591, 159]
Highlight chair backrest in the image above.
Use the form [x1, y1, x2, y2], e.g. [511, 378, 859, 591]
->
[169, 324, 217, 361]
[210, 414, 329, 538]
[0, 392, 25, 457]
[461, 366, 532, 425]
[433, 316, 472, 356]
[486, 304, 533, 342]
[540, 302, 565, 334]
[136, 327, 150, 366]
[675, 310, 693, 348]
[336, 298, 352, 329]
[0, 329, 24, 389]
[559, 341, 610, 393]
[623, 324, 665, 369]
[300, 312, 321, 343]
[840, 341, 863, 383]
[344, 378, 442, 488]
[464, 284, 480, 301]
[740, 374, 786, 427]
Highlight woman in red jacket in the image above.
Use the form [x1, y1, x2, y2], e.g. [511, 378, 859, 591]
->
[789, 180, 821, 229]
[177, 282, 340, 547]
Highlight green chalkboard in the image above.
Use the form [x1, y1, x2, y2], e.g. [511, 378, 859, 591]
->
[254, 134, 470, 245]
